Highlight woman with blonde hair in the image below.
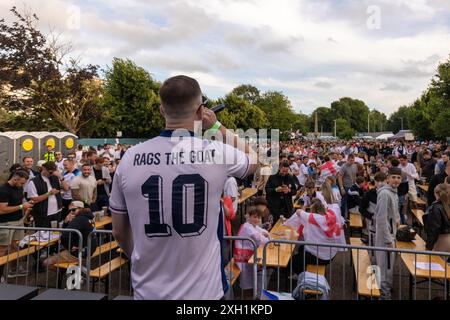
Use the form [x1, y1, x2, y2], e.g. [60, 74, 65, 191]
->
[423, 183, 450, 255]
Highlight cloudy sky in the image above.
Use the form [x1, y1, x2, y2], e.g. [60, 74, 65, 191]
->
[2, 0, 450, 116]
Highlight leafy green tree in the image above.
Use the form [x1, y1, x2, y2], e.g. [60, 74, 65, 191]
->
[216, 94, 267, 130]
[309, 107, 333, 132]
[0, 7, 102, 135]
[230, 84, 261, 105]
[336, 118, 355, 139]
[101, 58, 164, 138]
[331, 97, 370, 132]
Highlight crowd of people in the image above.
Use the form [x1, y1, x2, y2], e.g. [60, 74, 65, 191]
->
[0, 143, 130, 281]
[1, 74, 450, 301]
[228, 138, 450, 299]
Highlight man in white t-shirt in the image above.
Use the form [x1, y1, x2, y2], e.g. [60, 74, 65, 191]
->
[297, 156, 309, 187]
[28, 162, 63, 227]
[110, 75, 257, 300]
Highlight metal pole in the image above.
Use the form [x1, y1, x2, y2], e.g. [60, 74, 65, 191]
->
[334, 120, 337, 138]
[368, 113, 370, 134]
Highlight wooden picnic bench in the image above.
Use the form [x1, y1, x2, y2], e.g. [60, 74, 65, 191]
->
[349, 238, 381, 299]
[349, 213, 363, 236]
[0, 246, 37, 266]
[397, 234, 450, 299]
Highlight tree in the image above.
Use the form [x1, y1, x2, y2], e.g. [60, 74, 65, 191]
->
[101, 58, 164, 138]
[331, 97, 370, 132]
[230, 84, 261, 105]
[428, 55, 450, 138]
[255, 91, 296, 132]
[310, 107, 333, 132]
[216, 94, 267, 130]
[336, 118, 355, 139]
[387, 106, 411, 133]
[0, 7, 102, 134]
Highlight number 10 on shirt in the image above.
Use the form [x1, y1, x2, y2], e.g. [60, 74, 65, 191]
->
[142, 174, 209, 238]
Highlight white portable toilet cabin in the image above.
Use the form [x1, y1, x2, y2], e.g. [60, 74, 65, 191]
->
[54, 132, 78, 156]
[0, 131, 40, 175]
[30, 132, 59, 160]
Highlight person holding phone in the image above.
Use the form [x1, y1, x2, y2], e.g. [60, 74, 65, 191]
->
[27, 161, 63, 228]
[91, 156, 112, 211]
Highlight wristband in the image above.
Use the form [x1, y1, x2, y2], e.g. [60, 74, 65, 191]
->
[47, 191, 51, 196]
[19, 204, 23, 211]
[209, 121, 222, 134]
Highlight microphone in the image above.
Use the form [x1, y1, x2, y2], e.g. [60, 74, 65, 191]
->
[211, 104, 226, 114]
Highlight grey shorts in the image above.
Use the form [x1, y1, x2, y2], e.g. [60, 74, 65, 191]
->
[0, 219, 24, 246]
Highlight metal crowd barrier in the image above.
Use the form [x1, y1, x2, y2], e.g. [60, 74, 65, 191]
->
[260, 239, 450, 300]
[0, 225, 83, 290]
[223, 236, 258, 300]
[86, 230, 131, 297]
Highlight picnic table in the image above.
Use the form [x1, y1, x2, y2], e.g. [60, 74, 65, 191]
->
[397, 234, 450, 299]
[417, 184, 429, 194]
[248, 219, 297, 267]
[95, 215, 112, 229]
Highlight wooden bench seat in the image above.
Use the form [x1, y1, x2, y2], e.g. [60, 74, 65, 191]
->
[224, 260, 240, 287]
[0, 246, 37, 266]
[304, 264, 326, 296]
[52, 241, 119, 269]
[411, 209, 425, 227]
[90, 256, 128, 280]
[416, 198, 426, 208]
[349, 238, 381, 299]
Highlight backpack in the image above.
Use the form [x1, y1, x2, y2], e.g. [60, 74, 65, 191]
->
[396, 225, 417, 242]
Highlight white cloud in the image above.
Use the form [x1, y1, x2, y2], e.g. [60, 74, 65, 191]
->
[1, 0, 449, 117]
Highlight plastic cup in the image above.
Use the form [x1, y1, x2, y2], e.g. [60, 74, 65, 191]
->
[285, 229, 292, 240]
[51, 221, 57, 229]
[102, 206, 108, 215]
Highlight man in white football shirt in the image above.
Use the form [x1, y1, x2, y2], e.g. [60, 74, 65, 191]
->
[111, 75, 257, 300]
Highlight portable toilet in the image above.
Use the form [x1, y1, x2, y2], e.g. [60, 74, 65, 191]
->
[54, 132, 78, 156]
[0, 131, 39, 174]
[0, 132, 16, 176]
[30, 132, 60, 160]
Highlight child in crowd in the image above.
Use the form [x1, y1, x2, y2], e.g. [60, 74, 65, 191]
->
[300, 181, 328, 209]
[286, 198, 346, 274]
[234, 207, 270, 298]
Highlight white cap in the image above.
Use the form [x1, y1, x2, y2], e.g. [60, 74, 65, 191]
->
[37, 160, 46, 167]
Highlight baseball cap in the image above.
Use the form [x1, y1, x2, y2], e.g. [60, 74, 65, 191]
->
[71, 201, 85, 209]
[37, 160, 46, 167]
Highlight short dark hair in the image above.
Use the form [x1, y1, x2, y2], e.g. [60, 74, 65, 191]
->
[374, 172, 387, 182]
[388, 167, 402, 176]
[252, 196, 268, 207]
[42, 161, 57, 171]
[389, 158, 400, 167]
[246, 206, 264, 218]
[95, 156, 105, 165]
[159, 75, 202, 119]
[399, 154, 408, 160]
[348, 154, 355, 159]
[9, 163, 23, 173]
[11, 170, 29, 180]
[82, 163, 91, 169]
[356, 176, 365, 184]
[22, 156, 33, 162]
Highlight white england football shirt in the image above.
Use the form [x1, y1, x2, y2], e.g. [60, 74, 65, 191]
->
[109, 130, 250, 300]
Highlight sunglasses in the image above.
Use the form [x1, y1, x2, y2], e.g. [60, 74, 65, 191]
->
[69, 208, 78, 213]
